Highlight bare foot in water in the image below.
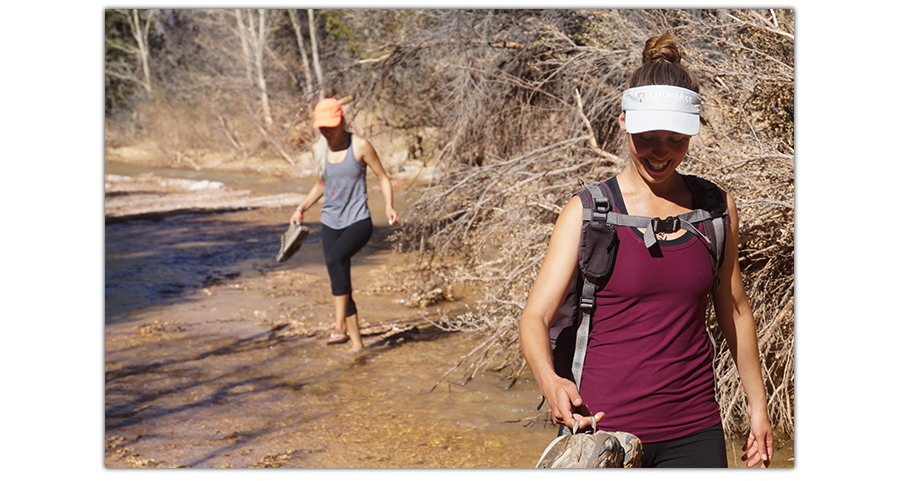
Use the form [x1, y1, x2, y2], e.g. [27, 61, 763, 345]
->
[336, 345, 367, 361]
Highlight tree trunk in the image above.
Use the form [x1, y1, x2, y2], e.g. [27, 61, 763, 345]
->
[288, 10, 314, 93]
[129, 9, 155, 94]
[234, 9, 254, 84]
[288, 10, 315, 102]
[247, 9, 273, 127]
[307, 9, 324, 100]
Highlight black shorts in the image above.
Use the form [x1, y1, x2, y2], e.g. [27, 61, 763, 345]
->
[640, 422, 728, 468]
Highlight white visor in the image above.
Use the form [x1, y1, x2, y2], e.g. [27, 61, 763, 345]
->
[621, 85, 701, 136]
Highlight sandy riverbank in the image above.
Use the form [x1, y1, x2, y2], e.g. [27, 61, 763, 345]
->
[103, 163, 559, 468]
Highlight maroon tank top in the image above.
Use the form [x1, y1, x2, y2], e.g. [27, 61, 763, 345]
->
[578, 177, 721, 443]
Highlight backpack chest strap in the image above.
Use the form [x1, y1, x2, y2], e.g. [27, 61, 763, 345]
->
[605, 210, 713, 249]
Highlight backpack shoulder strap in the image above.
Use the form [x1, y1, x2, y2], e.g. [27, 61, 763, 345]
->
[570, 181, 616, 391]
[682, 174, 728, 292]
[683, 175, 728, 267]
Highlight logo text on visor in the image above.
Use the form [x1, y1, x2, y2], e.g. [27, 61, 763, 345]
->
[621, 85, 701, 135]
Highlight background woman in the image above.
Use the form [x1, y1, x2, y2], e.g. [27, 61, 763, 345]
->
[291, 98, 399, 352]
[519, 33, 774, 468]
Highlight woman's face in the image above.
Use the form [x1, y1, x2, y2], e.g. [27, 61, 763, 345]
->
[318, 122, 346, 143]
[620, 113, 691, 183]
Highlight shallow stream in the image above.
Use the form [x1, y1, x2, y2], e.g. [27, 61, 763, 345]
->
[104, 162, 792, 468]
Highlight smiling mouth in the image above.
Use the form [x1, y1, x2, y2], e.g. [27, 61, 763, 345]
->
[645, 158, 669, 172]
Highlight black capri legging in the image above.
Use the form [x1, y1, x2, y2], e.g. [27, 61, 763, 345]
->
[321, 217, 373, 317]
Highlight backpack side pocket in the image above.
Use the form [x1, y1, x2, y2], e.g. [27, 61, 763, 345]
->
[579, 221, 618, 279]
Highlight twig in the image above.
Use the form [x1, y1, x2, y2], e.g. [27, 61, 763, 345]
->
[574, 88, 600, 152]
[760, 298, 793, 345]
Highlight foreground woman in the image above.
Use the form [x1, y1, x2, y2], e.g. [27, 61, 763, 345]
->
[519, 33, 774, 468]
[291, 98, 399, 352]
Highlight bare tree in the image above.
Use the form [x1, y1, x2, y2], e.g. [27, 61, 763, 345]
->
[231, 9, 275, 126]
[288, 9, 315, 100]
[247, 9, 274, 126]
[105, 8, 157, 95]
[234, 9, 254, 84]
[307, 9, 324, 100]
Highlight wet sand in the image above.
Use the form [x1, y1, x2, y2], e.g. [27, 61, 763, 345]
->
[104, 167, 560, 468]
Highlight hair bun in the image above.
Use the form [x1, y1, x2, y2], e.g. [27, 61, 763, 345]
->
[642, 32, 682, 65]
[627, 32, 698, 92]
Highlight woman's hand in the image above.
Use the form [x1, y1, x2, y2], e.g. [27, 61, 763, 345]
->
[541, 374, 604, 432]
[386, 207, 399, 225]
[741, 405, 775, 467]
[289, 209, 303, 225]
[541, 374, 605, 432]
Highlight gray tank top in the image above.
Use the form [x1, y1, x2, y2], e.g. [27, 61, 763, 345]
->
[320, 134, 371, 229]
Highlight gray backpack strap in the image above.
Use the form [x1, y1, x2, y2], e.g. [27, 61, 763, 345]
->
[702, 191, 728, 274]
[572, 275, 596, 391]
[707, 214, 726, 293]
[572, 183, 610, 391]
[684, 175, 729, 291]
[711, 216, 726, 267]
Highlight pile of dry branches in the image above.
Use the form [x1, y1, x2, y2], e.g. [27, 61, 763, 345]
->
[377, 9, 794, 437]
[105, 8, 794, 437]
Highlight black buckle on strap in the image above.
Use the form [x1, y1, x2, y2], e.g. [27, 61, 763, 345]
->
[594, 197, 610, 213]
[651, 216, 681, 233]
